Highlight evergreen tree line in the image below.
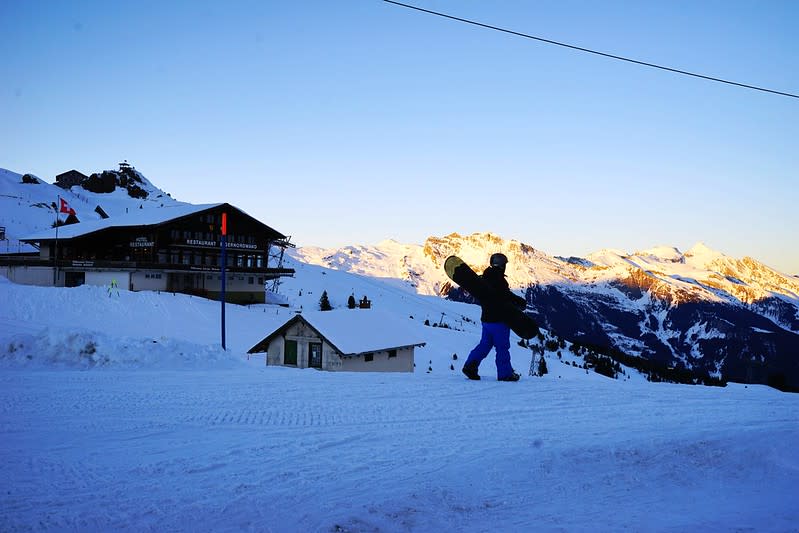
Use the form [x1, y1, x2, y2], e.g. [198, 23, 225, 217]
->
[525, 328, 725, 386]
[569, 340, 726, 387]
[318, 290, 371, 311]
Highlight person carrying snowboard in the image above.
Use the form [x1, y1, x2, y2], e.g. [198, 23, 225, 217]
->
[462, 253, 528, 381]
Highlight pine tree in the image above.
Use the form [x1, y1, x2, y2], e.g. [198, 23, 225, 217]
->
[319, 290, 332, 311]
[537, 354, 548, 376]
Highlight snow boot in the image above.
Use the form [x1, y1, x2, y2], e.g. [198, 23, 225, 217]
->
[498, 371, 520, 382]
[462, 363, 480, 381]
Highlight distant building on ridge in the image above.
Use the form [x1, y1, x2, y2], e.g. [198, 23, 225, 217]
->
[55, 170, 89, 189]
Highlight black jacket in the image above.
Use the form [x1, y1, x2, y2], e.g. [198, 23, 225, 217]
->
[479, 266, 527, 323]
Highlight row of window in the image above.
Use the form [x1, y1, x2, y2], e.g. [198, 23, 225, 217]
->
[58, 246, 265, 268]
[283, 344, 399, 368]
[168, 228, 257, 245]
[204, 274, 265, 285]
[143, 273, 262, 283]
[364, 350, 397, 362]
[166, 251, 264, 268]
[199, 214, 221, 226]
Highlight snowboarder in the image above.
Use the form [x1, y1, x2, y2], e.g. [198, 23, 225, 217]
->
[462, 253, 527, 381]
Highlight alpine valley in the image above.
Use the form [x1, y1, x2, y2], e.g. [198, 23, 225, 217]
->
[3, 165, 798, 391]
[294, 233, 799, 391]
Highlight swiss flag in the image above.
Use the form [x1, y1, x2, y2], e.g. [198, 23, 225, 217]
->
[59, 198, 76, 216]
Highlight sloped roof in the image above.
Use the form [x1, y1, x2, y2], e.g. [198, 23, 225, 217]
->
[20, 203, 286, 242]
[249, 309, 427, 356]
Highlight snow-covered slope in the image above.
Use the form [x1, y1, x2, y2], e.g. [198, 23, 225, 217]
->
[0, 166, 184, 253]
[1, 259, 798, 531]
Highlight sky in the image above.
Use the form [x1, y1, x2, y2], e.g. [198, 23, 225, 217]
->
[2, 0, 798, 273]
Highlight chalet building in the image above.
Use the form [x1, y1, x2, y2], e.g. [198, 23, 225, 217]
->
[3, 203, 293, 304]
[55, 170, 89, 189]
[248, 310, 426, 372]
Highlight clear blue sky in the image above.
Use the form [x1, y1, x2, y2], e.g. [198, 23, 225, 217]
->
[2, 1, 798, 273]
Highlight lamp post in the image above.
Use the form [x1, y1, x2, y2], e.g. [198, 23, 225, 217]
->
[220, 212, 227, 350]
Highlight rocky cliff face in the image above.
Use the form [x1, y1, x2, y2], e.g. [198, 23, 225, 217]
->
[293, 233, 799, 390]
[81, 163, 161, 199]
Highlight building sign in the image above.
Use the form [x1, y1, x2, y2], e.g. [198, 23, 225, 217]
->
[130, 237, 154, 248]
[185, 239, 258, 250]
[186, 239, 217, 247]
[227, 242, 258, 250]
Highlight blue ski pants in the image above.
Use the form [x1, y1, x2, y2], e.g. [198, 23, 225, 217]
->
[465, 322, 513, 378]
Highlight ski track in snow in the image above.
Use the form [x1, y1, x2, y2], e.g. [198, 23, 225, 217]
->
[1, 368, 797, 532]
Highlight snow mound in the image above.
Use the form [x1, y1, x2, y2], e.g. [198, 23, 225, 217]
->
[1, 327, 243, 370]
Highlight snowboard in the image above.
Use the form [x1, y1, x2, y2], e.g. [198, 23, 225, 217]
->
[444, 255, 540, 339]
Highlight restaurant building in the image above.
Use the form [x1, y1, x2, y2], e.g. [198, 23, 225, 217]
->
[4, 203, 294, 304]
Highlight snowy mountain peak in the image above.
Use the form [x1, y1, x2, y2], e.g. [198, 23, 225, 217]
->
[632, 246, 684, 263]
[585, 248, 631, 268]
[684, 242, 727, 266]
[293, 231, 551, 297]
[421, 231, 539, 268]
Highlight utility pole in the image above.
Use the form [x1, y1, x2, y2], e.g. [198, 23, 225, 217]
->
[220, 212, 227, 350]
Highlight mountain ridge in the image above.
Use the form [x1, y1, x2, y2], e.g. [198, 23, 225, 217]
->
[292, 232, 799, 390]
[292, 231, 799, 303]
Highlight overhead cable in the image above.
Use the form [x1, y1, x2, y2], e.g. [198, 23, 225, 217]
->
[383, 0, 799, 99]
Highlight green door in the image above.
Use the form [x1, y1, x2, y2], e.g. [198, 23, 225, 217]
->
[309, 342, 322, 369]
[284, 339, 297, 366]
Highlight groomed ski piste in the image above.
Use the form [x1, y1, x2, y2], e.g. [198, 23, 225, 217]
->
[1, 267, 798, 532]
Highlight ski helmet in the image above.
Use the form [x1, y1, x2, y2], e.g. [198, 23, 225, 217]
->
[490, 253, 508, 268]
